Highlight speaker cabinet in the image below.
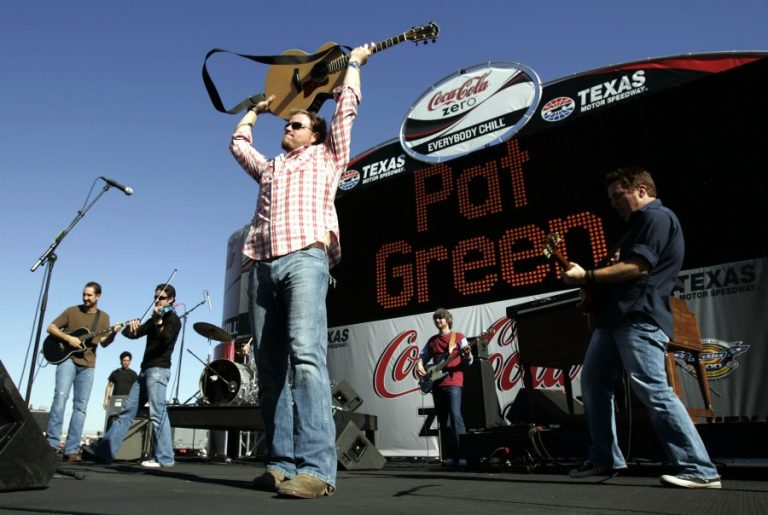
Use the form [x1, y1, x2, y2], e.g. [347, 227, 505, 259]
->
[331, 381, 363, 412]
[0, 360, 58, 492]
[335, 421, 385, 470]
[115, 417, 154, 461]
[461, 360, 505, 430]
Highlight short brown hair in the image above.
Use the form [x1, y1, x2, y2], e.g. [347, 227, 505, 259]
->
[85, 281, 102, 295]
[289, 109, 327, 144]
[604, 165, 657, 196]
[433, 308, 453, 328]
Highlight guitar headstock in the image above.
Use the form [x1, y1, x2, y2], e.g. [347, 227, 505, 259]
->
[542, 231, 570, 269]
[542, 232, 561, 260]
[476, 326, 497, 344]
[406, 22, 440, 44]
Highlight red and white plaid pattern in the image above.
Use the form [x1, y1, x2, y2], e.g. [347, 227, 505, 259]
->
[230, 86, 361, 267]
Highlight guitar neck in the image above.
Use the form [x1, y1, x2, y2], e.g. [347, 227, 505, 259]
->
[431, 329, 495, 371]
[78, 318, 133, 342]
[552, 249, 571, 270]
[438, 340, 473, 368]
[327, 31, 411, 72]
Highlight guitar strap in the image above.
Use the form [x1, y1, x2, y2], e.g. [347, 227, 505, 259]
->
[446, 332, 458, 377]
[202, 45, 347, 114]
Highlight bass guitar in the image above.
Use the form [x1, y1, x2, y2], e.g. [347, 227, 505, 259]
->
[42, 319, 135, 364]
[264, 23, 439, 119]
[419, 328, 496, 394]
[542, 232, 599, 330]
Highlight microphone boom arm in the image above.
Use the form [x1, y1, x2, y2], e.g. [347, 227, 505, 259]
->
[26, 179, 120, 403]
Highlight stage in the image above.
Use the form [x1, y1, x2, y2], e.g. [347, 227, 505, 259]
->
[1, 458, 766, 515]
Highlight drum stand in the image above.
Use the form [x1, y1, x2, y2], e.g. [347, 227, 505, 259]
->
[185, 349, 238, 404]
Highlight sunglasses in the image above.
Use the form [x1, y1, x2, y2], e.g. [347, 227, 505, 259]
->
[154, 295, 168, 301]
[284, 121, 310, 131]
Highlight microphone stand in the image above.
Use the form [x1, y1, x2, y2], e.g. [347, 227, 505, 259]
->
[25, 183, 115, 403]
[172, 297, 206, 404]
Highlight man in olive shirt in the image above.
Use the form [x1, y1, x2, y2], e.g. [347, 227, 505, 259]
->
[46, 281, 122, 461]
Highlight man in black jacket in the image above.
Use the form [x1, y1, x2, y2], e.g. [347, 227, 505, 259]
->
[84, 284, 180, 468]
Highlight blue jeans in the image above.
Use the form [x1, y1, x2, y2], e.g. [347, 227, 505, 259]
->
[248, 246, 336, 486]
[94, 367, 174, 466]
[433, 385, 466, 461]
[581, 319, 719, 478]
[46, 359, 95, 455]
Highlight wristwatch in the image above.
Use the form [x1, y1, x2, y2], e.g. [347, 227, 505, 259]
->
[348, 60, 360, 70]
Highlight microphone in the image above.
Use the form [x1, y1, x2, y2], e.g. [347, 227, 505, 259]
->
[100, 176, 134, 196]
[204, 290, 212, 311]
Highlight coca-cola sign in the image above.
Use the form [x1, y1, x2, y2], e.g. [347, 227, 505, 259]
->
[400, 61, 541, 163]
[371, 317, 580, 400]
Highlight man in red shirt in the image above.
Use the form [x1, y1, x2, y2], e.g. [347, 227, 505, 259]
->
[416, 308, 473, 468]
[229, 44, 374, 498]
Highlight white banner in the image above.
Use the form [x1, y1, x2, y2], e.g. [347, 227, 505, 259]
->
[670, 257, 766, 418]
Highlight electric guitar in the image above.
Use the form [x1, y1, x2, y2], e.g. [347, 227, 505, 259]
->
[542, 232, 599, 330]
[42, 319, 135, 364]
[418, 328, 496, 394]
[264, 23, 439, 119]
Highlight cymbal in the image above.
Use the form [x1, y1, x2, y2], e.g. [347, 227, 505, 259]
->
[193, 322, 232, 342]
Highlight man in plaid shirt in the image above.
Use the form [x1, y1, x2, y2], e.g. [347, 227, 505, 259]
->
[229, 43, 373, 499]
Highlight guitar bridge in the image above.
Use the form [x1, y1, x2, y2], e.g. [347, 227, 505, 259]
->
[292, 68, 303, 93]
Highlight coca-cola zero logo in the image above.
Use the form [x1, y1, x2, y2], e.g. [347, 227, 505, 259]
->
[427, 72, 490, 115]
[372, 317, 580, 399]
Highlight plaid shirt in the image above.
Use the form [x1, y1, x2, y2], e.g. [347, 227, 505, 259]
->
[230, 86, 361, 267]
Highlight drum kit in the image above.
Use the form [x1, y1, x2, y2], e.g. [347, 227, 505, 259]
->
[192, 322, 258, 406]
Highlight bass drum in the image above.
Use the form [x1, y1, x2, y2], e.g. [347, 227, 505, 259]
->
[199, 359, 258, 405]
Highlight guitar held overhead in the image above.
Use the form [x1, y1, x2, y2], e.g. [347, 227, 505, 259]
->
[264, 23, 440, 119]
[42, 319, 136, 365]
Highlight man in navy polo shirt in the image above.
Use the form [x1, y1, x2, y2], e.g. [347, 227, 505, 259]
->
[563, 165, 720, 489]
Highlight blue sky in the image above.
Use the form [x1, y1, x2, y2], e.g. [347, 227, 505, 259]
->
[1, 1, 765, 435]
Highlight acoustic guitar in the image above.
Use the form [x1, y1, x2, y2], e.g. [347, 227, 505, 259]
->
[42, 319, 135, 364]
[264, 23, 439, 119]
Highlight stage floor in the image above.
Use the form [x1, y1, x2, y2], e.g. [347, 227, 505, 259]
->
[1, 459, 766, 515]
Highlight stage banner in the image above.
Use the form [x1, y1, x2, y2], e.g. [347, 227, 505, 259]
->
[328, 295, 551, 457]
[669, 257, 766, 418]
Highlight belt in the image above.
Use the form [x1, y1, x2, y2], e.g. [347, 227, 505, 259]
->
[258, 241, 326, 263]
[304, 241, 327, 252]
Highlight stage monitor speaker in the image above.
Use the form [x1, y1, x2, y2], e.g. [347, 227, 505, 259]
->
[505, 389, 584, 425]
[115, 417, 153, 461]
[104, 394, 129, 432]
[0, 360, 58, 492]
[30, 409, 50, 432]
[336, 421, 385, 470]
[332, 381, 363, 412]
[461, 359, 505, 430]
